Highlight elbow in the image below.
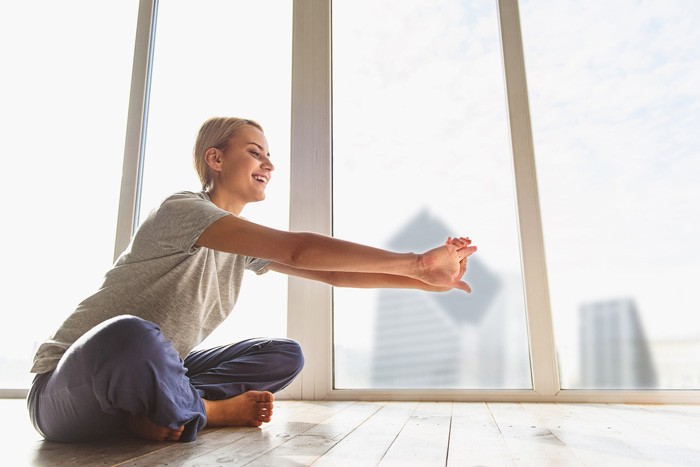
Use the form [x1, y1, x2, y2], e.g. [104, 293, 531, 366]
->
[283, 232, 319, 269]
[285, 242, 305, 268]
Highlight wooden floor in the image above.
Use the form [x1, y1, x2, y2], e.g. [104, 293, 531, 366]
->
[2, 399, 700, 466]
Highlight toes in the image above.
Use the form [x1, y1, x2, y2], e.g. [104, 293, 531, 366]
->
[257, 404, 273, 423]
[258, 401, 274, 411]
[167, 426, 185, 441]
[256, 391, 274, 402]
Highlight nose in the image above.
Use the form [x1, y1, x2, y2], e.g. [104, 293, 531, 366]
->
[262, 156, 274, 172]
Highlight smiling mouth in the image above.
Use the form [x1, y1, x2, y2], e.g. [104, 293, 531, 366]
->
[253, 175, 268, 185]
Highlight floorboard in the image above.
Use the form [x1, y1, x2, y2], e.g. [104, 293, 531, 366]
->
[447, 402, 514, 466]
[521, 403, 653, 467]
[377, 402, 452, 467]
[3, 399, 700, 466]
[488, 403, 582, 466]
[312, 401, 419, 467]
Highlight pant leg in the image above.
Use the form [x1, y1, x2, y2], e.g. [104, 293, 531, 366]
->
[27, 315, 206, 443]
[184, 338, 304, 400]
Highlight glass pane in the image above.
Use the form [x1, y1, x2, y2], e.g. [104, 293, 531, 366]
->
[332, 0, 532, 389]
[521, 0, 700, 389]
[140, 0, 292, 345]
[0, 1, 138, 388]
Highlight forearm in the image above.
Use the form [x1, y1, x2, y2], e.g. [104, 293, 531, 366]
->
[267, 262, 448, 292]
[286, 232, 422, 277]
[329, 271, 449, 292]
[284, 232, 468, 290]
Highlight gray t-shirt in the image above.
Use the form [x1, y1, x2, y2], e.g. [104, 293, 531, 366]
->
[31, 191, 270, 374]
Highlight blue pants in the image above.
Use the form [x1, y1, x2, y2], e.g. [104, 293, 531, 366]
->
[27, 315, 304, 442]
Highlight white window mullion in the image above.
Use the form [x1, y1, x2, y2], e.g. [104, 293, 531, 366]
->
[288, 0, 334, 400]
[497, 0, 560, 396]
[114, 0, 157, 261]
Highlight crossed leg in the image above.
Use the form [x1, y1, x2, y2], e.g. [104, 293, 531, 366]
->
[28, 318, 303, 443]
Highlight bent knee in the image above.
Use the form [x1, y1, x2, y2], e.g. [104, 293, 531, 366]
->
[277, 338, 304, 375]
[97, 315, 158, 337]
[88, 315, 164, 355]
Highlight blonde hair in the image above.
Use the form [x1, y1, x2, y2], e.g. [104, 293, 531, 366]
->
[193, 117, 264, 190]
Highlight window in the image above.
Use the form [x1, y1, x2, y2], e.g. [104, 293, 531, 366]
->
[331, 0, 531, 389]
[138, 0, 293, 345]
[521, 0, 700, 389]
[0, 0, 139, 388]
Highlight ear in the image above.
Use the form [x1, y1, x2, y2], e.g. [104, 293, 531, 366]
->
[204, 148, 224, 174]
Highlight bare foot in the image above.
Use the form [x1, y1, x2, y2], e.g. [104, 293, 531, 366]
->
[203, 390, 274, 428]
[124, 414, 184, 442]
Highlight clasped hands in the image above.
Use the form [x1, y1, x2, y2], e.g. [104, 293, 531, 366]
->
[419, 236, 477, 293]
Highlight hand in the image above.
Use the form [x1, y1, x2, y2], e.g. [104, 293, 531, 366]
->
[418, 236, 477, 290]
[446, 237, 473, 293]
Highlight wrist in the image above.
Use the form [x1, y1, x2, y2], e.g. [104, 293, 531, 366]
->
[411, 252, 426, 282]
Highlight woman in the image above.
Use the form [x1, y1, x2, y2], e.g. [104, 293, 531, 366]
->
[27, 117, 477, 443]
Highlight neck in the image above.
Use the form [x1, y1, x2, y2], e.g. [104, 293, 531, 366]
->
[207, 187, 245, 216]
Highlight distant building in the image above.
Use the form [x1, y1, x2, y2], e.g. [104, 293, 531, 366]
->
[370, 209, 530, 389]
[372, 288, 463, 387]
[579, 298, 657, 389]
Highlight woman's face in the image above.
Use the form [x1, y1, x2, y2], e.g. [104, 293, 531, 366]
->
[218, 125, 274, 206]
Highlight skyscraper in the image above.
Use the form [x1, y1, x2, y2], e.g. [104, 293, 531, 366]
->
[579, 298, 657, 388]
[370, 209, 530, 389]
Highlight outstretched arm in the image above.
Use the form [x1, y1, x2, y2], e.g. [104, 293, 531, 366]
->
[267, 263, 472, 293]
[196, 215, 476, 289]
[266, 237, 473, 293]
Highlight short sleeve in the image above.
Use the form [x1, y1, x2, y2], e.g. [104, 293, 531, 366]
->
[245, 257, 272, 275]
[149, 191, 230, 254]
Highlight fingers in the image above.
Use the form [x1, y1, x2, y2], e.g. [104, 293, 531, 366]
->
[444, 236, 477, 262]
[441, 236, 474, 293]
[447, 236, 471, 246]
[456, 245, 477, 261]
[446, 237, 472, 251]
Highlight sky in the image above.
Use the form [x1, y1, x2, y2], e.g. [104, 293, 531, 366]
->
[1, 0, 699, 389]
